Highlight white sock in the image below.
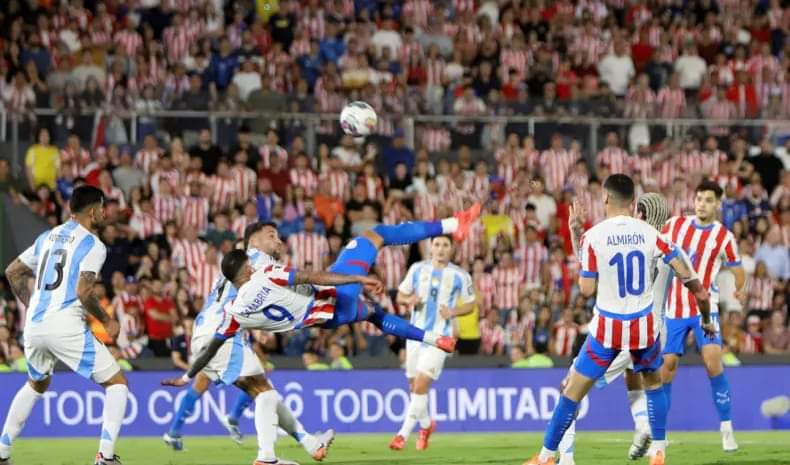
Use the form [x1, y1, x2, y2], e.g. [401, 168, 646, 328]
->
[422, 332, 439, 346]
[99, 384, 129, 458]
[414, 393, 432, 429]
[0, 383, 43, 458]
[397, 393, 421, 439]
[255, 390, 279, 462]
[276, 401, 317, 452]
[628, 389, 650, 433]
[652, 439, 667, 454]
[558, 419, 576, 458]
[720, 420, 733, 433]
[538, 446, 555, 462]
[440, 218, 458, 234]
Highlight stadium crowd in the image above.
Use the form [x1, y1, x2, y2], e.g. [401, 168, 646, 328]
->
[0, 0, 789, 372]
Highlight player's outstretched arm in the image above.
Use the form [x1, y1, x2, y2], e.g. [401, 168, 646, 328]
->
[162, 336, 224, 387]
[667, 256, 714, 335]
[78, 271, 120, 338]
[5, 258, 34, 307]
[293, 269, 383, 294]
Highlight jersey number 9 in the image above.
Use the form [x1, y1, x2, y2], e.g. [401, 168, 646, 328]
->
[263, 304, 294, 322]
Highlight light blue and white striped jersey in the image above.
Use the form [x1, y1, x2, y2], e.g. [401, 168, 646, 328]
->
[398, 260, 475, 336]
[193, 247, 276, 339]
[18, 220, 107, 326]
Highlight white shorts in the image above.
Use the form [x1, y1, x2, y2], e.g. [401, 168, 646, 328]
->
[191, 334, 264, 386]
[405, 340, 447, 380]
[24, 322, 120, 384]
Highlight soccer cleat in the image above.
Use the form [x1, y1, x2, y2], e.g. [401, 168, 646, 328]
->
[649, 450, 665, 465]
[558, 455, 575, 465]
[628, 430, 652, 460]
[452, 202, 482, 242]
[721, 429, 738, 452]
[162, 432, 184, 451]
[389, 435, 406, 451]
[415, 421, 436, 451]
[253, 460, 300, 465]
[0, 456, 11, 465]
[310, 429, 336, 461]
[436, 336, 457, 353]
[522, 455, 556, 465]
[94, 453, 122, 465]
[220, 415, 244, 445]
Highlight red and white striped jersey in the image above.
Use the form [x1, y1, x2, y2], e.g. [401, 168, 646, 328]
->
[469, 175, 490, 200]
[578, 189, 607, 225]
[474, 272, 495, 315]
[359, 174, 384, 201]
[289, 168, 319, 197]
[135, 148, 162, 174]
[191, 261, 220, 301]
[657, 87, 686, 118]
[479, 319, 505, 354]
[182, 196, 210, 234]
[677, 150, 706, 175]
[492, 265, 524, 310]
[517, 241, 548, 287]
[629, 156, 654, 183]
[210, 176, 237, 212]
[113, 292, 144, 339]
[258, 145, 289, 169]
[700, 149, 728, 177]
[231, 215, 256, 239]
[625, 87, 657, 119]
[420, 126, 452, 152]
[171, 238, 207, 272]
[113, 30, 143, 56]
[500, 48, 531, 80]
[540, 148, 578, 193]
[375, 246, 407, 291]
[414, 192, 440, 220]
[320, 170, 350, 201]
[668, 190, 695, 216]
[455, 221, 485, 265]
[130, 212, 163, 239]
[748, 276, 774, 310]
[402, 0, 434, 27]
[597, 146, 629, 173]
[663, 216, 741, 318]
[425, 58, 446, 87]
[287, 232, 329, 271]
[154, 168, 181, 193]
[552, 321, 579, 356]
[580, 215, 679, 349]
[231, 165, 257, 204]
[153, 195, 182, 224]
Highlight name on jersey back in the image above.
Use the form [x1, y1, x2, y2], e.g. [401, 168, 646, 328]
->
[606, 233, 646, 247]
[241, 286, 272, 316]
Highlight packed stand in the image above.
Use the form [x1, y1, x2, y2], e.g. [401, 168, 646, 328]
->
[0, 0, 788, 371]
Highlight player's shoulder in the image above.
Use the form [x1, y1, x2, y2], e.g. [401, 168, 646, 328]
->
[448, 262, 471, 278]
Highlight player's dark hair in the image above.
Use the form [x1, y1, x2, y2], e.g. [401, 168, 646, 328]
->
[221, 249, 249, 282]
[243, 221, 278, 248]
[695, 179, 723, 199]
[603, 174, 635, 204]
[69, 185, 105, 214]
[432, 234, 454, 244]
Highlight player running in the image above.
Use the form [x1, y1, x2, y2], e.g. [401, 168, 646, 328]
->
[162, 205, 480, 465]
[523, 174, 712, 465]
[555, 193, 692, 465]
[163, 223, 333, 461]
[660, 180, 745, 452]
[389, 235, 475, 452]
[1, 186, 129, 465]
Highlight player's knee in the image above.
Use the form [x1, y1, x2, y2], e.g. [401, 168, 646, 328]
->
[101, 371, 128, 388]
[624, 370, 644, 391]
[413, 375, 432, 394]
[702, 355, 723, 377]
[663, 355, 679, 373]
[29, 377, 51, 394]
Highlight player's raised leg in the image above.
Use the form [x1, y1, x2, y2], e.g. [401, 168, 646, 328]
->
[163, 373, 213, 450]
[222, 391, 254, 444]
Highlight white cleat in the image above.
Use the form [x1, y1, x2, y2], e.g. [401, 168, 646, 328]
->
[309, 429, 335, 461]
[558, 454, 575, 465]
[162, 432, 184, 451]
[721, 429, 738, 452]
[629, 430, 652, 460]
[253, 459, 300, 465]
[220, 415, 244, 445]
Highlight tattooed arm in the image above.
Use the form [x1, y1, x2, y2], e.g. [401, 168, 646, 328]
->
[4, 259, 35, 307]
[77, 271, 120, 338]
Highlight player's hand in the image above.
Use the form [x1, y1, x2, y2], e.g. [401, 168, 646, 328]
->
[402, 293, 421, 309]
[701, 319, 717, 339]
[103, 319, 120, 339]
[360, 276, 384, 295]
[569, 200, 586, 231]
[734, 290, 747, 304]
[440, 305, 454, 320]
[161, 376, 189, 387]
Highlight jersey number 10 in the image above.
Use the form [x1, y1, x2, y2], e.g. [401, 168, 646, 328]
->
[608, 251, 645, 298]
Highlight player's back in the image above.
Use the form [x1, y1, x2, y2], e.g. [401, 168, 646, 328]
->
[402, 260, 474, 337]
[580, 215, 677, 349]
[21, 220, 107, 327]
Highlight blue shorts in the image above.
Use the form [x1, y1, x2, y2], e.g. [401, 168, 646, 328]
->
[574, 335, 663, 380]
[663, 314, 722, 355]
[320, 236, 378, 329]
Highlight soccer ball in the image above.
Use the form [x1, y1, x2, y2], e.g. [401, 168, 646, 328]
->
[339, 101, 378, 137]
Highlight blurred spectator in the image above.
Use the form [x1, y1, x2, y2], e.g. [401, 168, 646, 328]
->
[764, 310, 790, 354]
[597, 40, 635, 97]
[303, 351, 330, 370]
[329, 342, 353, 370]
[143, 279, 176, 357]
[479, 308, 505, 356]
[25, 127, 59, 190]
[754, 226, 790, 280]
[170, 317, 193, 371]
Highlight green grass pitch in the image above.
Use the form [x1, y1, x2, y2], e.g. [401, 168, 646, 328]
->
[10, 431, 790, 465]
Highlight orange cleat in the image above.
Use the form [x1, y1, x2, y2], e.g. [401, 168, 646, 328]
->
[649, 451, 665, 465]
[436, 336, 457, 353]
[389, 435, 406, 451]
[416, 421, 436, 451]
[452, 202, 482, 242]
[522, 455, 556, 465]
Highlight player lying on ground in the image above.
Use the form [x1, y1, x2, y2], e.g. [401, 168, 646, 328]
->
[390, 235, 476, 452]
[523, 174, 713, 465]
[555, 193, 693, 465]
[162, 204, 481, 465]
[660, 180, 745, 452]
[1, 186, 129, 465]
[163, 222, 333, 461]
